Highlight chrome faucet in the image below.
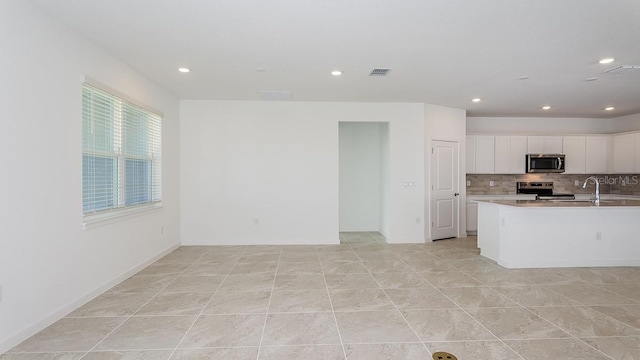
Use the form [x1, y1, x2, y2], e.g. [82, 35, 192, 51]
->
[582, 176, 600, 205]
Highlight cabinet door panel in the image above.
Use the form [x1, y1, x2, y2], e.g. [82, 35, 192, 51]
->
[494, 136, 510, 174]
[585, 136, 609, 174]
[527, 136, 544, 154]
[475, 136, 495, 174]
[466, 202, 478, 232]
[545, 136, 564, 154]
[563, 136, 586, 174]
[635, 134, 640, 173]
[613, 133, 635, 173]
[509, 136, 528, 174]
[466, 135, 476, 173]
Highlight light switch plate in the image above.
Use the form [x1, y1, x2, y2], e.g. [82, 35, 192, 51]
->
[489, 181, 495, 187]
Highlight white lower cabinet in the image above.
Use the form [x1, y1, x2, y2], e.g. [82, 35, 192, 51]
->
[466, 202, 478, 233]
[466, 195, 536, 234]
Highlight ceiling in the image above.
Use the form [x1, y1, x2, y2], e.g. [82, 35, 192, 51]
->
[30, 0, 640, 118]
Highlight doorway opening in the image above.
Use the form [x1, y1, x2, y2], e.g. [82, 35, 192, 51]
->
[338, 122, 390, 244]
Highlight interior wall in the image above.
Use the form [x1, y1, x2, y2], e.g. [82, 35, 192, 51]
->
[339, 122, 386, 232]
[0, 1, 181, 353]
[424, 104, 468, 241]
[180, 100, 425, 245]
[610, 113, 640, 133]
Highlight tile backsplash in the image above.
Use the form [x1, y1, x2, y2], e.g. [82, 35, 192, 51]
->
[466, 173, 640, 196]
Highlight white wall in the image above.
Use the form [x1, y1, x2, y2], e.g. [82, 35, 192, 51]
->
[0, 1, 181, 353]
[611, 113, 640, 133]
[379, 124, 391, 237]
[467, 117, 612, 134]
[424, 104, 467, 240]
[339, 122, 388, 232]
[180, 101, 425, 244]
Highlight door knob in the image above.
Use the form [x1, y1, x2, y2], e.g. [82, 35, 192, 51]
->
[454, 193, 460, 196]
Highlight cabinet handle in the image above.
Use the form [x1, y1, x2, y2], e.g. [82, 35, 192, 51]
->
[454, 193, 460, 196]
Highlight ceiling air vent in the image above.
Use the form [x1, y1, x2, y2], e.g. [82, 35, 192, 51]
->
[369, 68, 392, 76]
[605, 65, 640, 74]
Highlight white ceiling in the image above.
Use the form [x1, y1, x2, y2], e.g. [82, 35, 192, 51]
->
[30, 0, 640, 118]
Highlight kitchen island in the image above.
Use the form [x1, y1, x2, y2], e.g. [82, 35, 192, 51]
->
[477, 199, 640, 268]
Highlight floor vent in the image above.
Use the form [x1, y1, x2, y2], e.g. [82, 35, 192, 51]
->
[433, 352, 457, 360]
[369, 68, 392, 76]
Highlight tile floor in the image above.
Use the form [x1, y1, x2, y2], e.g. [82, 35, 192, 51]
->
[4, 232, 640, 359]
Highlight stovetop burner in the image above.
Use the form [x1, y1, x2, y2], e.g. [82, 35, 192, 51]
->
[536, 193, 576, 200]
[517, 181, 575, 200]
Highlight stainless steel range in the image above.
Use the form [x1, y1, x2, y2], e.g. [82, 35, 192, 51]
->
[516, 181, 575, 200]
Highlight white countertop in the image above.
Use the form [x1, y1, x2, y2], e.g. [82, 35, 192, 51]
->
[478, 199, 640, 208]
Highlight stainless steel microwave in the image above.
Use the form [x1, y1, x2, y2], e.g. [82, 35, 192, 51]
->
[526, 154, 565, 173]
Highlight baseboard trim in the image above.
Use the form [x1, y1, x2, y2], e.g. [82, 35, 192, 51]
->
[0, 243, 179, 355]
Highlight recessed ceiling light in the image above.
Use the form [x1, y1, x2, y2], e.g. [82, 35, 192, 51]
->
[542, 106, 551, 110]
[331, 70, 342, 76]
[599, 58, 615, 64]
[586, 77, 599, 82]
[471, 98, 482, 103]
[518, 76, 530, 80]
[178, 67, 190, 73]
[604, 106, 615, 111]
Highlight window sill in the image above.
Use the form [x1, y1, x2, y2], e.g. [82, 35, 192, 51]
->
[82, 203, 163, 230]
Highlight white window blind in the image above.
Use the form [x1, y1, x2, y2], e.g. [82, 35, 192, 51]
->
[82, 83, 162, 215]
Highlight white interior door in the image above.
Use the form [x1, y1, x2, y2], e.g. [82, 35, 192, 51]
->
[431, 140, 459, 240]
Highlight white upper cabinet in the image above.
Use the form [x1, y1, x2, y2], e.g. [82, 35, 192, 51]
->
[527, 136, 563, 154]
[562, 136, 586, 174]
[613, 133, 635, 173]
[465, 133, 630, 175]
[466, 135, 495, 174]
[585, 136, 610, 174]
[561, 135, 610, 174]
[495, 136, 527, 174]
[466, 135, 476, 174]
[635, 133, 640, 173]
[474, 135, 495, 174]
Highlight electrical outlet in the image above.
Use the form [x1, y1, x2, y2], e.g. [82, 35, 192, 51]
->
[595, 231, 602, 241]
[489, 180, 495, 187]
[466, 180, 471, 187]
[575, 180, 580, 186]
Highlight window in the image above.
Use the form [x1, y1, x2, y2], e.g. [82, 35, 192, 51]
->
[82, 82, 162, 217]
